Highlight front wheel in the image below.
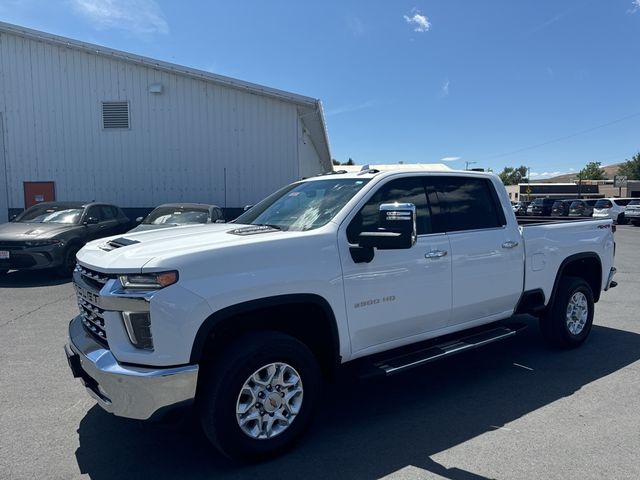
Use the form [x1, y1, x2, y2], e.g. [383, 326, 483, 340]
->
[56, 245, 80, 277]
[198, 331, 321, 461]
[540, 276, 594, 348]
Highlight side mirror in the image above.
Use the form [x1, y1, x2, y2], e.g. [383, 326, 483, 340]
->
[136, 216, 144, 223]
[358, 203, 417, 250]
[243, 205, 253, 212]
[83, 216, 99, 225]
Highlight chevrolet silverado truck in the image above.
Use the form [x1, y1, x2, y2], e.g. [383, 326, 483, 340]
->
[64, 168, 617, 460]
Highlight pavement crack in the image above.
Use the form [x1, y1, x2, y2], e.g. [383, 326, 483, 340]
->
[0, 293, 75, 328]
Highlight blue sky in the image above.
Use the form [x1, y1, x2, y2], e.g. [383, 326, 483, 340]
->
[0, 0, 639, 178]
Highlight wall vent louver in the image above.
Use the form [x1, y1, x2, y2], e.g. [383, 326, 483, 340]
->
[102, 101, 130, 129]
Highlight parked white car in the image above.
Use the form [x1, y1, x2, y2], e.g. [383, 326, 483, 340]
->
[64, 168, 617, 460]
[624, 199, 640, 226]
[592, 197, 637, 224]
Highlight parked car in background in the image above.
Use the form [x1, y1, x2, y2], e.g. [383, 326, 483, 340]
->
[593, 198, 637, 224]
[514, 201, 530, 216]
[129, 203, 224, 233]
[0, 202, 129, 276]
[551, 200, 573, 216]
[568, 199, 597, 217]
[624, 199, 640, 226]
[527, 198, 556, 216]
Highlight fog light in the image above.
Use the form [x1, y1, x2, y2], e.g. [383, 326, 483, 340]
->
[122, 312, 153, 351]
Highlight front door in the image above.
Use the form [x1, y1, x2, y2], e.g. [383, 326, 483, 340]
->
[24, 181, 55, 209]
[338, 176, 452, 356]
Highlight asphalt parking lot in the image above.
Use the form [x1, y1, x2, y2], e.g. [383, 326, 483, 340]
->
[1, 226, 639, 480]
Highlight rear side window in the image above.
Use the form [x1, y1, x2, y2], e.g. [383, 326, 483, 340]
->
[347, 177, 431, 243]
[595, 200, 613, 209]
[615, 199, 632, 206]
[629, 200, 640, 206]
[427, 177, 505, 233]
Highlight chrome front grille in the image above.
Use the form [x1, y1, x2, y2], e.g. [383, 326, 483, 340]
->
[76, 264, 114, 291]
[78, 297, 108, 345]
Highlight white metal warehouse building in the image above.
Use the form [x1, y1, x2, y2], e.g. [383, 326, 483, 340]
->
[0, 22, 332, 222]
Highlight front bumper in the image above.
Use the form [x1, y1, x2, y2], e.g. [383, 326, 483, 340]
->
[65, 315, 199, 420]
[0, 244, 65, 271]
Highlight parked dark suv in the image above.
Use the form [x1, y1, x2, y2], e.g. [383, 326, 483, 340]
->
[0, 202, 130, 276]
[527, 198, 556, 216]
[551, 200, 573, 216]
[568, 199, 597, 217]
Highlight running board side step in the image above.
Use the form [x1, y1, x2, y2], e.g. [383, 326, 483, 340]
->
[370, 323, 527, 376]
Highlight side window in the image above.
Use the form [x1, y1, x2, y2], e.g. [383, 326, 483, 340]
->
[85, 206, 101, 221]
[347, 177, 431, 243]
[427, 177, 505, 233]
[99, 206, 116, 220]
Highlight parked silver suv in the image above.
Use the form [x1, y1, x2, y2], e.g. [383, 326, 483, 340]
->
[624, 199, 640, 226]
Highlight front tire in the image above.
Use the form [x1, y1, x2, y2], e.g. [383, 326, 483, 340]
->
[198, 331, 321, 461]
[540, 276, 594, 348]
[56, 245, 80, 277]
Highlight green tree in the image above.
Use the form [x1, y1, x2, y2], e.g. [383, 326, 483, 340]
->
[576, 161, 606, 180]
[617, 152, 640, 180]
[332, 158, 341, 166]
[498, 165, 528, 185]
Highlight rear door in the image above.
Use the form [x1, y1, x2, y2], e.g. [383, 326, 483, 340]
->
[426, 175, 524, 326]
[338, 176, 452, 354]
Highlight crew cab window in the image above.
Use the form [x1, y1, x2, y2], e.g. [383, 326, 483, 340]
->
[347, 177, 431, 243]
[427, 177, 505, 233]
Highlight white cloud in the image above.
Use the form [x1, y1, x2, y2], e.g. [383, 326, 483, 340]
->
[348, 17, 365, 37]
[529, 171, 568, 179]
[404, 10, 431, 32]
[70, 0, 169, 36]
[630, 0, 640, 13]
[441, 79, 450, 97]
[440, 156, 461, 162]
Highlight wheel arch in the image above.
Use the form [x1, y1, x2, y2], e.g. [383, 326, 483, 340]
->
[190, 294, 341, 377]
[549, 252, 603, 307]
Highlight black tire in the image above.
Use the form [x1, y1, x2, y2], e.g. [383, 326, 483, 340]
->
[198, 331, 321, 461]
[632, 220, 640, 227]
[540, 276, 594, 348]
[616, 213, 628, 225]
[56, 244, 80, 277]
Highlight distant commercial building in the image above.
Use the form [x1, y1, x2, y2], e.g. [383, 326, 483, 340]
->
[0, 22, 331, 222]
[505, 183, 600, 202]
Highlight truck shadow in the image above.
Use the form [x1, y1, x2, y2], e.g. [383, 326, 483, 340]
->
[0, 269, 71, 288]
[75, 318, 640, 480]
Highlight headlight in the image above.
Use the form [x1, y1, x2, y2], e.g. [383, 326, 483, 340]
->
[24, 239, 63, 247]
[119, 271, 178, 289]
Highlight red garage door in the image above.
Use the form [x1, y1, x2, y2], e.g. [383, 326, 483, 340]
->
[24, 182, 55, 209]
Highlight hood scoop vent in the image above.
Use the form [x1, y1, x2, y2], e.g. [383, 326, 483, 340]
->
[99, 237, 140, 251]
[227, 225, 280, 236]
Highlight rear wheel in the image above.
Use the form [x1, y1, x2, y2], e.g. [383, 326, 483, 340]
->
[198, 331, 321, 461]
[540, 276, 594, 348]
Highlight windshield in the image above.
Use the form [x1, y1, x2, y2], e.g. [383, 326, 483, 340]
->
[234, 178, 371, 231]
[144, 207, 210, 225]
[17, 205, 83, 224]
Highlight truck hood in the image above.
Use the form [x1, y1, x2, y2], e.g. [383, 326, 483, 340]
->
[76, 223, 286, 272]
[0, 222, 81, 240]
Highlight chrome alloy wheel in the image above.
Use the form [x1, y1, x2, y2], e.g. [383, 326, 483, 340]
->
[566, 291, 589, 335]
[236, 362, 304, 440]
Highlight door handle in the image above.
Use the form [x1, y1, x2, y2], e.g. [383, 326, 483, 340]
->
[425, 250, 447, 259]
[502, 241, 519, 249]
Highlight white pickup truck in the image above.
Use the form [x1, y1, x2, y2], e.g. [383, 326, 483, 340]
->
[64, 168, 617, 460]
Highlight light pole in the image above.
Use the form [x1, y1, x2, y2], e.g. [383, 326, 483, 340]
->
[465, 161, 477, 170]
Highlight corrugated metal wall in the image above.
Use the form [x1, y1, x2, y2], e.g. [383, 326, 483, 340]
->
[0, 30, 321, 217]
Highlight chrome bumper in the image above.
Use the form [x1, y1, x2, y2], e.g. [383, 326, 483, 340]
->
[64, 315, 198, 420]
